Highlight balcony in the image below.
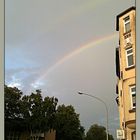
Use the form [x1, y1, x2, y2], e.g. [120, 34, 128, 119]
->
[126, 119, 136, 129]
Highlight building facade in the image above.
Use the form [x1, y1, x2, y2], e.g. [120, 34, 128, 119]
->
[115, 7, 136, 140]
[6, 130, 56, 140]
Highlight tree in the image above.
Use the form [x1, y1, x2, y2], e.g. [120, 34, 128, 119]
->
[5, 86, 58, 140]
[5, 85, 23, 139]
[42, 96, 58, 130]
[5, 85, 22, 119]
[85, 124, 114, 140]
[55, 104, 85, 140]
[5, 85, 85, 140]
[20, 90, 58, 140]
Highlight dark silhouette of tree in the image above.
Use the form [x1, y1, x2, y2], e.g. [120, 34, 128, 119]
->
[5, 85, 23, 139]
[5, 85, 22, 119]
[55, 104, 85, 140]
[5, 86, 58, 140]
[85, 124, 114, 140]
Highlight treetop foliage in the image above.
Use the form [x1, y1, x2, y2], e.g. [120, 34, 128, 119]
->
[5, 85, 84, 140]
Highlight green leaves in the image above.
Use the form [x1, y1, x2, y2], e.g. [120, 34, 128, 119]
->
[5, 85, 85, 140]
[5, 85, 58, 138]
[5, 85, 23, 119]
[85, 124, 114, 140]
[55, 105, 84, 140]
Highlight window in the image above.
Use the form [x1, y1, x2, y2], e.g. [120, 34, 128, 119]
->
[124, 16, 130, 33]
[132, 131, 136, 140]
[126, 47, 134, 68]
[130, 85, 136, 109]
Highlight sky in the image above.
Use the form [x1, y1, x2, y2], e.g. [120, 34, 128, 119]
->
[5, 0, 135, 139]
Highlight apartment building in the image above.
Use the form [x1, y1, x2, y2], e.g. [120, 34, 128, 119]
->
[115, 7, 136, 140]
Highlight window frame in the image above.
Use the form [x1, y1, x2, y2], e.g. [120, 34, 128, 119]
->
[125, 47, 134, 68]
[124, 16, 130, 33]
[129, 85, 136, 109]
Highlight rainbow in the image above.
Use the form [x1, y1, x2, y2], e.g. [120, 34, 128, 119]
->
[33, 33, 118, 86]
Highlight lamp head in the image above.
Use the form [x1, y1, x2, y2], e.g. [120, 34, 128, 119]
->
[78, 92, 83, 95]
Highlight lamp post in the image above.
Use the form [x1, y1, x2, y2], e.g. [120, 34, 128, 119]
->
[78, 92, 109, 140]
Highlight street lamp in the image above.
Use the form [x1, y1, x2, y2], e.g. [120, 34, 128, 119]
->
[78, 92, 109, 140]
